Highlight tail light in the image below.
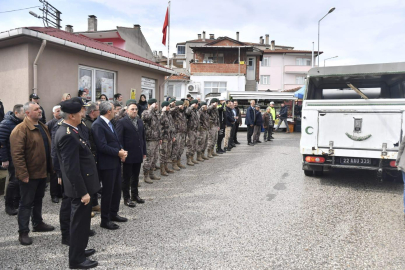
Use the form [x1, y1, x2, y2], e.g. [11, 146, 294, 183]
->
[390, 161, 397, 167]
[305, 156, 325, 163]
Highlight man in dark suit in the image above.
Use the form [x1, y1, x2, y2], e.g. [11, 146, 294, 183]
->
[55, 100, 100, 269]
[116, 101, 147, 207]
[245, 100, 256, 146]
[91, 101, 128, 230]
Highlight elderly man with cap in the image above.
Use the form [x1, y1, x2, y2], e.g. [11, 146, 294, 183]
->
[185, 99, 200, 166]
[207, 98, 220, 157]
[197, 102, 210, 161]
[29, 93, 46, 124]
[253, 105, 263, 144]
[170, 100, 187, 170]
[159, 101, 176, 176]
[141, 98, 162, 182]
[54, 99, 100, 269]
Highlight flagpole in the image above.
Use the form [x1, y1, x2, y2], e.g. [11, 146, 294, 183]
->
[167, 1, 170, 67]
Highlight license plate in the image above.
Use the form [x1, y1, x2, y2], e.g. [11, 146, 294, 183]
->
[340, 157, 371, 165]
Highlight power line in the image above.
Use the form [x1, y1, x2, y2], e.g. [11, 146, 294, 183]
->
[0, 6, 41, 14]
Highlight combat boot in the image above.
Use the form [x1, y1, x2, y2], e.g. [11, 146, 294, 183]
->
[150, 171, 161, 180]
[144, 171, 153, 184]
[165, 163, 175, 174]
[160, 164, 169, 176]
[172, 160, 181, 171]
[187, 157, 194, 166]
[177, 159, 186, 169]
[212, 148, 219, 156]
[202, 151, 209, 160]
[197, 153, 204, 162]
[192, 154, 200, 164]
[207, 149, 213, 158]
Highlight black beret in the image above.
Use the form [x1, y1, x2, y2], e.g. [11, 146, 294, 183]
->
[71, 97, 90, 107]
[210, 98, 218, 103]
[29, 93, 40, 99]
[148, 98, 157, 105]
[169, 98, 176, 103]
[161, 101, 170, 107]
[200, 102, 207, 106]
[190, 100, 198, 105]
[175, 101, 184, 106]
[60, 99, 82, 114]
[126, 99, 137, 106]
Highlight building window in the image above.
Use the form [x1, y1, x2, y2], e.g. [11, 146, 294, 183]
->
[103, 42, 113, 46]
[79, 66, 116, 101]
[203, 53, 224, 63]
[261, 57, 270, 67]
[177, 45, 185, 55]
[260, 75, 270, 85]
[204, 82, 226, 97]
[296, 58, 311, 66]
[167, 84, 182, 98]
[296, 76, 306, 84]
[141, 77, 156, 99]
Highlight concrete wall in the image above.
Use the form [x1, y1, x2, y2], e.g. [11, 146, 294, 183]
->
[190, 75, 245, 98]
[190, 63, 247, 74]
[0, 39, 167, 119]
[117, 27, 154, 61]
[93, 37, 125, 50]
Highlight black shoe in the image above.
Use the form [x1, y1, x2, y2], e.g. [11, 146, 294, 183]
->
[256, 141, 262, 143]
[69, 258, 98, 269]
[132, 196, 145, 204]
[226, 147, 232, 151]
[89, 229, 96, 237]
[51, 197, 59, 203]
[124, 199, 136, 208]
[216, 149, 224, 154]
[100, 221, 119, 230]
[234, 141, 241, 144]
[19, 232, 33, 245]
[85, 249, 96, 257]
[33, 222, 55, 232]
[267, 139, 272, 141]
[231, 143, 236, 147]
[111, 215, 128, 223]
[5, 205, 18, 216]
[62, 238, 70, 246]
[248, 142, 255, 146]
[270, 136, 274, 139]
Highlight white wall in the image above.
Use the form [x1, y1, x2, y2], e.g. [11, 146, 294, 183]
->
[190, 75, 245, 98]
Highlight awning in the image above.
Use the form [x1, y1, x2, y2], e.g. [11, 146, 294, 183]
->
[294, 86, 305, 99]
[228, 91, 296, 100]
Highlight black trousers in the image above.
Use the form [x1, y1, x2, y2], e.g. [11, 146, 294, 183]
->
[5, 163, 20, 208]
[69, 197, 92, 266]
[99, 167, 122, 223]
[247, 125, 254, 143]
[122, 162, 141, 199]
[263, 126, 273, 141]
[229, 124, 236, 146]
[233, 124, 240, 143]
[217, 124, 225, 150]
[50, 171, 62, 198]
[18, 178, 46, 232]
[59, 192, 71, 240]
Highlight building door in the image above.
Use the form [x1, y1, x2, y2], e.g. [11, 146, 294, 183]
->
[141, 77, 156, 100]
[247, 57, 256, 80]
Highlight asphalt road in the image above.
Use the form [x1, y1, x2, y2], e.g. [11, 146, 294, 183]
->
[1, 131, 405, 269]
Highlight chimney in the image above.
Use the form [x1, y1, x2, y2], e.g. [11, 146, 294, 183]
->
[198, 34, 201, 39]
[159, 51, 163, 58]
[236, 31, 239, 41]
[265, 34, 269, 45]
[88, 15, 97, 32]
[260, 36, 264, 44]
[133, 24, 141, 29]
[65, 25, 73, 33]
[271, 40, 275, 50]
[209, 34, 214, 39]
[202, 31, 206, 41]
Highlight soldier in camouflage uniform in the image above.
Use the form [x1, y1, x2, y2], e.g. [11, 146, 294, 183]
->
[170, 100, 187, 170]
[197, 102, 210, 161]
[141, 98, 162, 183]
[185, 99, 200, 166]
[207, 98, 220, 157]
[159, 101, 176, 176]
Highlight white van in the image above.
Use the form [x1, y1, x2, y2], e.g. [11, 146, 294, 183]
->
[300, 62, 405, 179]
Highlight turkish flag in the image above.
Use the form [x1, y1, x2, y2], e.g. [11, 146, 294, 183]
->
[162, 8, 169, 46]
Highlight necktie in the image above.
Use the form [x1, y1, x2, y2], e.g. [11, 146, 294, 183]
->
[108, 121, 115, 133]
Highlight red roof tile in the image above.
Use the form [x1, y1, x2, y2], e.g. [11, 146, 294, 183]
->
[26, 27, 171, 71]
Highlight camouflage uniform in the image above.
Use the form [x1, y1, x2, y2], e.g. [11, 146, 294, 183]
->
[197, 108, 210, 156]
[185, 106, 199, 159]
[171, 107, 187, 161]
[160, 110, 176, 164]
[207, 104, 220, 150]
[141, 108, 161, 173]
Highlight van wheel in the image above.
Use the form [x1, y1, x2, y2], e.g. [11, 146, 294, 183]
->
[304, 170, 313, 176]
[314, 170, 324, 176]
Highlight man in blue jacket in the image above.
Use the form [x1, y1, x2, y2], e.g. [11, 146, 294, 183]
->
[245, 100, 256, 146]
[275, 102, 290, 133]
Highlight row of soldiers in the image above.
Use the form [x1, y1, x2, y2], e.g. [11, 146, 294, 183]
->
[141, 96, 223, 182]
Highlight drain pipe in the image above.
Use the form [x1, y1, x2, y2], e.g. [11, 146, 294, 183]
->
[33, 40, 47, 94]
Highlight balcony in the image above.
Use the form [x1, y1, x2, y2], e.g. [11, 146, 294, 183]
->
[190, 63, 247, 74]
[284, 65, 313, 74]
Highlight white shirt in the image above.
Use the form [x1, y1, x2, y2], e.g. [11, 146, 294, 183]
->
[100, 115, 111, 126]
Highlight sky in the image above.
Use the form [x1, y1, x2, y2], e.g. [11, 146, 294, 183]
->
[1, 0, 404, 66]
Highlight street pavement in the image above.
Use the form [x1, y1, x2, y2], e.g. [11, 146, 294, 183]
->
[1, 131, 405, 269]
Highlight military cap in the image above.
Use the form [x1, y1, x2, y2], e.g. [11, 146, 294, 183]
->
[169, 98, 176, 103]
[71, 97, 90, 107]
[200, 102, 207, 106]
[161, 101, 170, 108]
[211, 98, 219, 103]
[126, 99, 137, 106]
[148, 98, 157, 105]
[175, 100, 184, 106]
[29, 93, 40, 99]
[60, 99, 82, 114]
[190, 99, 198, 105]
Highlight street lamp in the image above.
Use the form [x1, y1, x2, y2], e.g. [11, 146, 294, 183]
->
[324, 56, 338, 67]
[318, 7, 335, 66]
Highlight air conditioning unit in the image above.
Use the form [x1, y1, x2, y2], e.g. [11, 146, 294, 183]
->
[187, 83, 200, 93]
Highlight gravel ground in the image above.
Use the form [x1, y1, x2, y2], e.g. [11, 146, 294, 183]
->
[1, 131, 405, 269]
